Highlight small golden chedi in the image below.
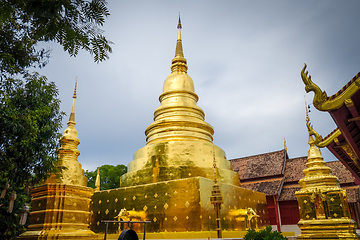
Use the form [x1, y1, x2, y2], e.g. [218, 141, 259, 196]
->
[295, 111, 360, 239]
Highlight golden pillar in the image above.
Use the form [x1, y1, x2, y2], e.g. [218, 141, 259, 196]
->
[90, 18, 269, 236]
[19, 82, 97, 240]
[295, 111, 359, 239]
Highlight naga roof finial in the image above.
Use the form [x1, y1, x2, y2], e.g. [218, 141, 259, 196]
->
[301, 64, 328, 109]
[305, 97, 323, 147]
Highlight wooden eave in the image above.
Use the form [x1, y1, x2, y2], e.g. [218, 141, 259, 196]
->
[324, 90, 360, 182]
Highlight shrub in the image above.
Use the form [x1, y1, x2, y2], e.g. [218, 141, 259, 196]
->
[243, 225, 287, 240]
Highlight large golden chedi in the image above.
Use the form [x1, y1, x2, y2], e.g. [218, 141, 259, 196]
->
[90, 19, 269, 237]
[295, 114, 359, 239]
[119, 19, 239, 188]
[19, 85, 97, 240]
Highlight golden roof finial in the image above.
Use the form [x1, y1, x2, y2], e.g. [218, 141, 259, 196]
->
[305, 96, 314, 146]
[171, 16, 188, 73]
[305, 97, 323, 159]
[68, 79, 77, 123]
[284, 138, 287, 151]
[73, 77, 77, 99]
[177, 14, 182, 30]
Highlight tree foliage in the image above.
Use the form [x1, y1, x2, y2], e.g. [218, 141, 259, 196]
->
[85, 164, 127, 190]
[243, 226, 288, 240]
[0, 0, 112, 78]
[0, 1, 112, 238]
[0, 73, 64, 238]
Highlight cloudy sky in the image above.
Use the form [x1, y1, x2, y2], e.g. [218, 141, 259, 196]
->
[36, 0, 360, 171]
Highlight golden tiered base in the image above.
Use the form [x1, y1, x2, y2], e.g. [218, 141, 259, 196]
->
[297, 219, 360, 239]
[90, 177, 269, 234]
[18, 183, 97, 240]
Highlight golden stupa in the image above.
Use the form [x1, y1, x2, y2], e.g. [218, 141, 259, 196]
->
[295, 110, 359, 239]
[19, 83, 97, 240]
[90, 18, 269, 238]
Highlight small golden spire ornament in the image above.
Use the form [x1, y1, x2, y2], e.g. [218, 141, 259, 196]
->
[210, 147, 223, 238]
[95, 167, 100, 192]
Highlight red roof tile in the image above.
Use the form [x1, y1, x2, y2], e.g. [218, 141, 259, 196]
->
[326, 161, 355, 184]
[345, 186, 359, 202]
[278, 187, 300, 201]
[283, 157, 307, 183]
[231, 150, 286, 180]
[241, 179, 283, 196]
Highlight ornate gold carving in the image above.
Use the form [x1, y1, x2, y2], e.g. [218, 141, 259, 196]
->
[98, 200, 101, 204]
[173, 216, 178, 221]
[301, 64, 328, 109]
[306, 120, 324, 147]
[186, 216, 189, 220]
[132, 196, 136, 200]
[115, 198, 118, 202]
[143, 205, 148, 211]
[164, 203, 169, 209]
[302, 64, 360, 111]
[345, 98, 354, 107]
[185, 201, 190, 208]
[341, 144, 357, 161]
[153, 217, 157, 222]
[105, 209, 109, 215]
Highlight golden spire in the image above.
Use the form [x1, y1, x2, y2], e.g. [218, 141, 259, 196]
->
[284, 138, 287, 151]
[144, 17, 214, 145]
[46, 78, 85, 186]
[171, 15, 188, 73]
[95, 167, 100, 192]
[121, 17, 240, 188]
[68, 79, 77, 123]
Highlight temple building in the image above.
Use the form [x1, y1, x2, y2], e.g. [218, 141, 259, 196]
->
[89, 18, 269, 238]
[19, 84, 97, 239]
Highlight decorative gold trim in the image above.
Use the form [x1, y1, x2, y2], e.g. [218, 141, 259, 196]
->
[316, 129, 342, 148]
[301, 64, 328, 109]
[301, 64, 360, 111]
